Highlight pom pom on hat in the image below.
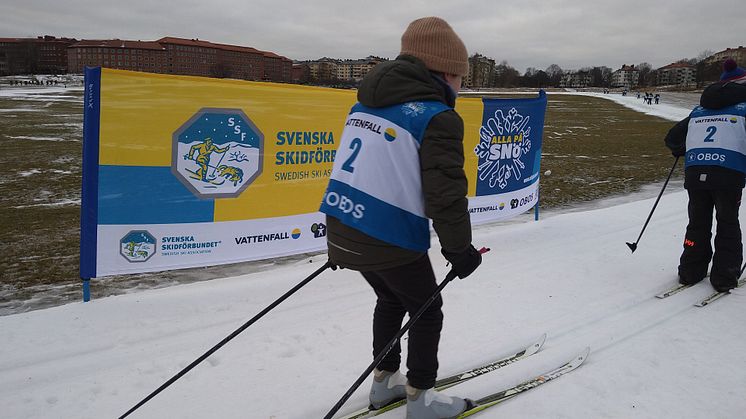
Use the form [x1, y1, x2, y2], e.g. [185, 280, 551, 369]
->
[720, 58, 746, 81]
[400, 17, 469, 77]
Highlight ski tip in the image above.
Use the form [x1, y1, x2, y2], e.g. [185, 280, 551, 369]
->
[538, 333, 547, 347]
[574, 347, 591, 366]
[626, 242, 637, 253]
[526, 333, 548, 356]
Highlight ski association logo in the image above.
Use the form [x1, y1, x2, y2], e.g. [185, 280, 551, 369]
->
[474, 107, 533, 190]
[172, 108, 264, 198]
[120, 230, 156, 263]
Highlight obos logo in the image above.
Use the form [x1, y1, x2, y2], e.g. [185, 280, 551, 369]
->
[172, 108, 264, 198]
[120, 230, 156, 263]
[474, 107, 532, 189]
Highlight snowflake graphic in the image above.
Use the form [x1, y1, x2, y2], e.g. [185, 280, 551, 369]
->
[474, 107, 532, 189]
[402, 102, 426, 116]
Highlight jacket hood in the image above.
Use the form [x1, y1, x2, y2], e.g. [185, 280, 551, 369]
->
[700, 78, 746, 109]
[357, 55, 454, 108]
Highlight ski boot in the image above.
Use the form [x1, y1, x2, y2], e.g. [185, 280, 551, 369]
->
[369, 368, 407, 409]
[405, 383, 474, 419]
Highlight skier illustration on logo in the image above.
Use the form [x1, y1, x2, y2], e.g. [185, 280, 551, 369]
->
[173, 108, 264, 198]
[120, 230, 156, 263]
[184, 137, 230, 182]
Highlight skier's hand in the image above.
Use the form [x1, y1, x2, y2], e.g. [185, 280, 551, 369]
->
[442, 244, 482, 279]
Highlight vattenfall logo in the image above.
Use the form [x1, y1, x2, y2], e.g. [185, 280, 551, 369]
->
[234, 229, 301, 245]
[694, 117, 729, 124]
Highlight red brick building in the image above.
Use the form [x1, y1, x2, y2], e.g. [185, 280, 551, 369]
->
[67, 40, 167, 74]
[67, 36, 292, 82]
[0, 36, 77, 75]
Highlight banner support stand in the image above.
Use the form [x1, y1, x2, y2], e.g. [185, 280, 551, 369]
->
[82, 278, 91, 302]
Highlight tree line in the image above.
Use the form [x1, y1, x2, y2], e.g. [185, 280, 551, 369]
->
[469, 49, 723, 89]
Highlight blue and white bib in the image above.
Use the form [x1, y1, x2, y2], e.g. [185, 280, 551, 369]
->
[685, 102, 746, 173]
[320, 101, 450, 251]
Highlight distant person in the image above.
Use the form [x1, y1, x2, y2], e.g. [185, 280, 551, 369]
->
[654, 93, 660, 104]
[664, 58, 746, 292]
[319, 16, 481, 418]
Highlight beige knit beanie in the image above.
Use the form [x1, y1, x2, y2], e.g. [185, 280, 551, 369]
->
[400, 17, 469, 76]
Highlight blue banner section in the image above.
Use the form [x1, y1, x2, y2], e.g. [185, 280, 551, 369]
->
[475, 91, 547, 196]
[320, 179, 429, 251]
[98, 166, 215, 224]
[80, 67, 101, 279]
[685, 147, 746, 173]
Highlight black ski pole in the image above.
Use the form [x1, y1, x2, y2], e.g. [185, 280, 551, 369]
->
[119, 260, 335, 419]
[323, 269, 458, 419]
[627, 156, 679, 253]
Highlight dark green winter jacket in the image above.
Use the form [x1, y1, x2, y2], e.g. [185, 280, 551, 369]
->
[326, 55, 472, 271]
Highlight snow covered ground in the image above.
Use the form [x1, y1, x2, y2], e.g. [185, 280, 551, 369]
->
[2, 92, 744, 419]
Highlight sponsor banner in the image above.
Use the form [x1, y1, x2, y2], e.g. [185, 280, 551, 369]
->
[80, 67, 547, 278]
[468, 182, 539, 225]
[96, 213, 328, 276]
[473, 92, 547, 197]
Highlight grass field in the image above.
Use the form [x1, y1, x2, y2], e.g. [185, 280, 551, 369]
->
[0, 87, 677, 313]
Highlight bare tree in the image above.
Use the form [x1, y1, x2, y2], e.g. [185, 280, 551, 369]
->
[696, 50, 714, 63]
[637, 62, 652, 87]
[545, 64, 564, 87]
[494, 60, 520, 87]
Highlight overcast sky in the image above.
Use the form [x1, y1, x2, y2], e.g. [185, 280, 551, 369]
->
[1, 0, 744, 73]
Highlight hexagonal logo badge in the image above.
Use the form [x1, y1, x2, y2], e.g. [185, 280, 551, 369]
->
[120, 230, 156, 263]
[172, 108, 264, 199]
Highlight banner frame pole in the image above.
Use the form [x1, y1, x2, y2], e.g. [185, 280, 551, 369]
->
[82, 278, 91, 302]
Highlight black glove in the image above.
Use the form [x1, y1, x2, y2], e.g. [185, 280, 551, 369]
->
[442, 244, 482, 279]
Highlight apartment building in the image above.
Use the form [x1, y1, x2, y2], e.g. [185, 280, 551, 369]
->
[303, 56, 386, 83]
[560, 70, 592, 88]
[465, 53, 495, 89]
[0, 36, 77, 75]
[656, 62, 696, 87]
[66, 36, 291, 82]
[611, 64, 639, 88]
[707, 46, 746, 66]
[67, 40, 168, 74]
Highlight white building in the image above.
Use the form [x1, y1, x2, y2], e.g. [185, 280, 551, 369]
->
[560, 70, 592, 88]
[656, 62, 696, 87]
[611, 64, 639, 89]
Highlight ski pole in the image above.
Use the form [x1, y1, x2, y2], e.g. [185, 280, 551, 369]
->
[626, 156, 679, 253]
[119, 260, 335, 419]
[323, 248, 490, 419]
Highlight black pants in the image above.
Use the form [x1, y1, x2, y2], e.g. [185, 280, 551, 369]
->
[361, 254, 443, 389]
[679, 188, 743, 288]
